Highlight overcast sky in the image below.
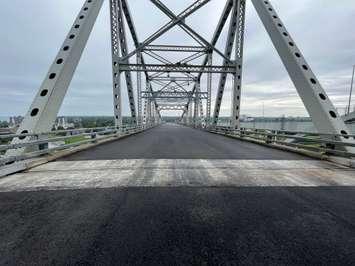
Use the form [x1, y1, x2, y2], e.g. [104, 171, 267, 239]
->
[0, 0, 355, 117]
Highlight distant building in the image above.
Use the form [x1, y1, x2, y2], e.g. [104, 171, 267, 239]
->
[54, 117, 75, 130]
[240, 115, 254, 122]
[9, 116, 23, 128]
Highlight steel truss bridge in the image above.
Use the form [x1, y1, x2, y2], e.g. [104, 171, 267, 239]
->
[1, 0, 355, 265]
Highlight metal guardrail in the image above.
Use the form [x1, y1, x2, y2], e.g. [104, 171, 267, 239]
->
[0, 123, 156, 166]
[202, 125, 355, 158]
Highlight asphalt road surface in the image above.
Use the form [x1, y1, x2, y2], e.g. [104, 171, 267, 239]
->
[60, 123, 309, 160]
[1, 124, 355, 265]
[1, 187, 355, 265]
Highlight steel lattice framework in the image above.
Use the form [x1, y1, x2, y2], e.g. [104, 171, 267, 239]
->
[8, 0, 355, 155]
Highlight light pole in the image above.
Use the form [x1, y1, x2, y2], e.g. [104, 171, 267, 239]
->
[347, 65, 355, 115]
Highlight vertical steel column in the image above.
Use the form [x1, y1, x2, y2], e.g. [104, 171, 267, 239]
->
[7, 0, 104, 156]
[188, 101, 193, 125]
[151, 102, 156, 125]
[230, 0, 246, 129]
[194, 80, 200, 127]
[142, 99, 146, 125]
[252, 0, 355, 151]
[147, 99, 152, 125]
[143, 99, 148, 126]
[199, 97, 204, 120]
[137, 51, 142, 126]
[143, 80, 150, 125]
[212, 0, 240, 126]
[206, 52, 212, 126]
[347, 65, 355, 115]
[183, 112, 187, 125]
[117, 0, 137, 123]
[110, 0, 122, 128]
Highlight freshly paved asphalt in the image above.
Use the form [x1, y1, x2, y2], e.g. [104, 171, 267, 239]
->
[1, 187, 355, 265]
[1, 124, 355, 265]
[60, 123, 309, 160]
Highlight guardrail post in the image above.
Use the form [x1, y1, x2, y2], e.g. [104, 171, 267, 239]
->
[266, 130, 273, 144]
[38, 133, 49, 151]
[90, 131, 97, 142]
[240, 127, 245, 138]
[38, 143, 49, 151]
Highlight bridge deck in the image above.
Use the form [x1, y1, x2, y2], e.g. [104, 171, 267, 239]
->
[60, 123, 309, 160]
[1, 124, 355, 265]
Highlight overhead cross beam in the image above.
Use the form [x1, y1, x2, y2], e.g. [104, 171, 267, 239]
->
[150, 0, 232, 64]
[144, 45, 207, 53]
[119, 64, 236, 73]
[142, 91, 208, 100]
[119, 0, 211, 62]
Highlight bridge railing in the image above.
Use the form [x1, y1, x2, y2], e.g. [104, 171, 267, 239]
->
[205, 126, 355, 158]
[0, 123, 155, 166]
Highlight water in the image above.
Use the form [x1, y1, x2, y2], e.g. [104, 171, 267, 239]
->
[240, 121, 355, 134]
[1, 115, 354, 134]
[0, 116, 9, 122]
[241, 121, 316, 132]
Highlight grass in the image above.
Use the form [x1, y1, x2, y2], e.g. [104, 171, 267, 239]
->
[64, 135, 87, 145]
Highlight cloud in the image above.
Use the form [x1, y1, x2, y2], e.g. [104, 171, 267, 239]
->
[0, 0, 354, 118]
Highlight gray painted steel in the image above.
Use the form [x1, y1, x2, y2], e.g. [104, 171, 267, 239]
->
[252, 0, 355, 151]
[213, 0, 244, 126]
[8, 0, 104, 155]
[115, 0, 137, 122]
[110, 0, 123, 127]
[12, 0, 354, 157]
[230, 0, 246, 129]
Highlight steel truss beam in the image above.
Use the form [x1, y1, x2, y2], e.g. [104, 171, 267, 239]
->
[206, 52, 213, 124]
[199, 92, 204, 118]
[231, 0, 246, 129]
[142, 91, 208, 100]
[182, 0, 234, 118]
[137, 51, 142, 124]
[148, 76, 196, 82]
[114, 0, 136, 122]
[212, 0, 244, 126]
[12, 0, 349, 156]
[143, 50, 198, 79]
[144, 45, 207, 53]
[120, 0, 211, 62]
[119, 64, 236, 73]
[110, 0, 122, 127]
[120, 0, 160, 116]
[251, 0, 355, 151]
[158, 105, 186, 111]
[194, 80, 201, 127]
[8, 0, 104, 156]
[150, 0, 231, 63]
